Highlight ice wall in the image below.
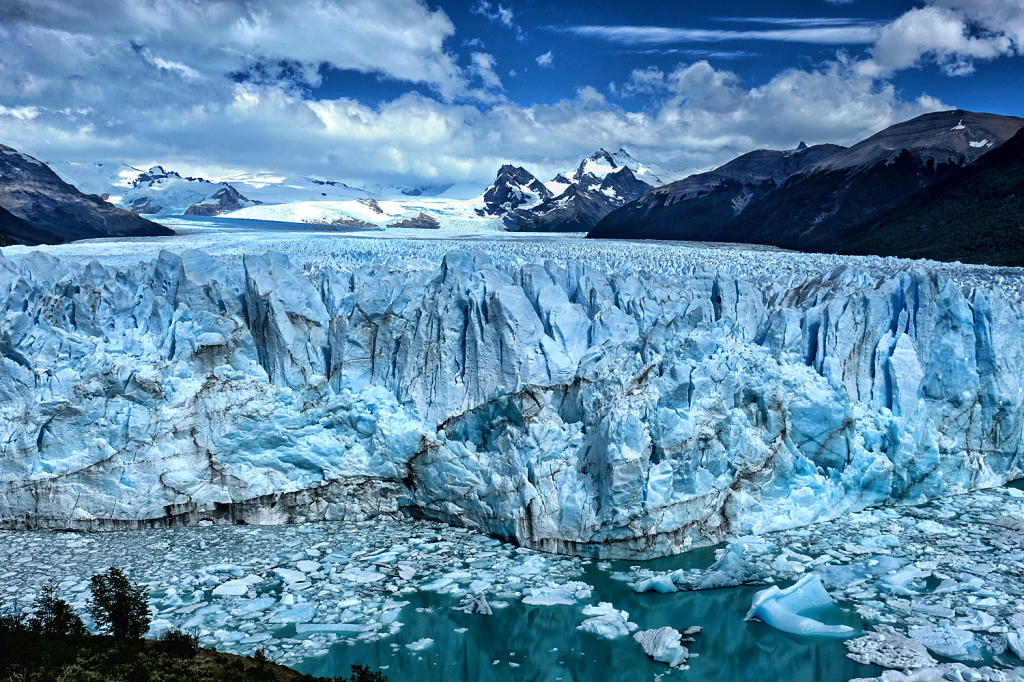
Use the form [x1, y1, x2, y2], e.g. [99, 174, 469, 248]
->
[1, 247, 1021, 557]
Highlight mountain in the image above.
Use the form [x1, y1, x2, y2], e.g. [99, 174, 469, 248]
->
[589, 142, 845, 240]
[726, 109, 1024, 253]
[476, 164, 553, 217]
[183, 185, 260, 216]
[591, 110, 1024, 259]
[495, 150, 654, 232]
[0, 144, 173, 245]
[509, 162, 653, 232]
[52, 161, 371, 215]
[840, 124, 1024, 266]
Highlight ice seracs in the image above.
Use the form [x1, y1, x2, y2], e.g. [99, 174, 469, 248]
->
[3, 238, 1024, 560]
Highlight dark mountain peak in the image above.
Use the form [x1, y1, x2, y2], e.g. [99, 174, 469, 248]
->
[477, 164, 552, 217]
[551, 172, 573, 185]
[574, 149, 619, 184]
[183, 184, 258, 217]
[796, 141, 808, 151]
[810, 109, 1024, 173]
[132, 165, 212, 189]
[0, 144, 172, 245]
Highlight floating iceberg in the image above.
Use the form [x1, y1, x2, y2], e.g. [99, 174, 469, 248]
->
[745, 574, 855, 637]
[633, 627, 691, 668]
[577, 602, 637, 639]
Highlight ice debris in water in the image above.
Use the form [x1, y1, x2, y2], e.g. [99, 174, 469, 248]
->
[745, 574, 855, 637]
[0, 518, 592, 669]
[633, 627, 692, 668]
[576, 602, 638, 639]
[627, 485, 1024, 679]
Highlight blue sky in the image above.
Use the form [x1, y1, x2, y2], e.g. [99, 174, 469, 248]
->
[315, 0, 1022, 116]
[0, 0, 1022, 186]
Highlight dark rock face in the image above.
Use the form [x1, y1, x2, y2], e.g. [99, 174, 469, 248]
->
[592, 110, 1024, 258]
[358, 198, 384, 214]
[331, 216, 379, 229]
[184, 185, 259, 216]
[510, 165, 653, 233]
[478, 164, 553, 216]
[589, 143, 844, 241]
[0, 144, 173, 245]
[388, 212, 441, 229]
[725, 110, 1024, 253]
[129, 197, 163, 214]
[841, 124, 1024, 266]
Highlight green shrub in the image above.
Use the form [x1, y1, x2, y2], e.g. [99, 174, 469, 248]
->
[159, 627, 200, 657]
[88, 567, 152, 639]
[28, 581, 87, 637]
[339, 664, 389, 682]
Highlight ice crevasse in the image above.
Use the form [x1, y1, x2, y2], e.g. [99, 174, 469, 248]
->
[0, 247, 1022, 558]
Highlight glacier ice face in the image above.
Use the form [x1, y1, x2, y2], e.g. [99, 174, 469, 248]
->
[1, 243, 1024, 558]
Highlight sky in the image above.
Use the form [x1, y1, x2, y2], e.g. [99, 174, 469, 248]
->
[0, 0, 1022, 188]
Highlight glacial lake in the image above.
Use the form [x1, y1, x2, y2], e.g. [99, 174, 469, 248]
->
[0, 518, 880, 682]
[295, 550, 876, 682]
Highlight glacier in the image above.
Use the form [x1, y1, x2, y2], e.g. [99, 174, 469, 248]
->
[1, 234, 1024, 558]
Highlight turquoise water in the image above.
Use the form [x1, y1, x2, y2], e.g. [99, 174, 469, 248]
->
[295, 547, 880, 682]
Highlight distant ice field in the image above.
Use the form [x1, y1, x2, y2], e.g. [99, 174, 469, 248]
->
[1, 216, 1021, 298]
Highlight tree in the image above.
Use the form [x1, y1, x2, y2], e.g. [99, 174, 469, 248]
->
[87, 567, 152, 639]
[340, 664, 389, 682]
[29, 581, 87, 637]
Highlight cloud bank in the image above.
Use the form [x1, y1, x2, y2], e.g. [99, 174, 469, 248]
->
[0, 0, 1019, 186]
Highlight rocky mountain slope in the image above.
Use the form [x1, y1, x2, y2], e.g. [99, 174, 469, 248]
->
[0, 145, 173, 245]
[840, 124, 1024, 266]
[1, 245, 1021, 559]
[589, 142, 844, 240]
[479, 150, 659, 232]
[591, 110, 1024, 260]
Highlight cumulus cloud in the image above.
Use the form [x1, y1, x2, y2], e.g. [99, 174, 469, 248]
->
[0, 0, 478, 100]
[536, 51, 554, 68]
[2, 0, 1014, 189]
[470, 52, 503, 91]
[862, 4, 1013, 76]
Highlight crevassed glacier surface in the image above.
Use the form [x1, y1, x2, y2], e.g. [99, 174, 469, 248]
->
[1, 229, 1023, 558]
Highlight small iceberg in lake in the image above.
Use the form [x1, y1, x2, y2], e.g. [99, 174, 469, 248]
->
[744, 574, 855, 637]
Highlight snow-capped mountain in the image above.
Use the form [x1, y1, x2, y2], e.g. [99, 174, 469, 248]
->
[52, 161, 372, 216]
[0, 145, 172, 245]
[570, 147, 678, 187]
[476, 164, 553, 216]
[508, 162, 653, 232]
[475, 149, 663, 232]
[594, 110, 1024, 263]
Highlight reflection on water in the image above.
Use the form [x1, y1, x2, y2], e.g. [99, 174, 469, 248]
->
[296, 549, 879, 682]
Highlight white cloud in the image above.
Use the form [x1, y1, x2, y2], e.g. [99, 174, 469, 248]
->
[3, 0, 1014, 190]
[471, 0, 525, 40]
[554, 23, 882, 45]
[862, 5, 1013, 76]
[0, 0, 480, 101]
[470, 52, 503, 91]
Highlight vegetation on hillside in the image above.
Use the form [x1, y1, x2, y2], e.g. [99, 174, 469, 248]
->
[0, 567, 389, 682]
